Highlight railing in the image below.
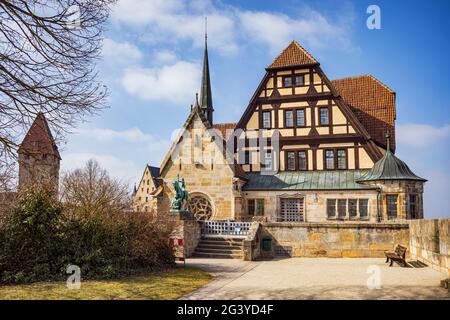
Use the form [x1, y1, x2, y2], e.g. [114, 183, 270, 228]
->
[201, 220, 253, 237]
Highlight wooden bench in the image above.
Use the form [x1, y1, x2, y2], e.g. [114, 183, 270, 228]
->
[385, 244, 408, 267]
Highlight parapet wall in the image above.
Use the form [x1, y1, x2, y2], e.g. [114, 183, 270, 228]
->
[409, 219, 449, 276]
[260, 222, 410, 258]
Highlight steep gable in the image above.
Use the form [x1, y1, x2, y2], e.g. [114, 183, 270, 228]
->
[268, 40, 318, 69]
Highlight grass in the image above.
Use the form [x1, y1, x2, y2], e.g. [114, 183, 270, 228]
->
[0, 267, 212, 300]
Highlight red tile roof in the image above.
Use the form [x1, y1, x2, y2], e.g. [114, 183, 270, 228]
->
[212, 122, 237, 141]
[331, 75, 396, 151]
[268, 40, 318, 69]
[18, 113, 61, 159]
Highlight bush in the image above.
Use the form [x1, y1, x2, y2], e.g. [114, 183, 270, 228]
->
[0, 184, 175, 284]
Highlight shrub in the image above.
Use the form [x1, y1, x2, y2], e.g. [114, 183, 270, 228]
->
[0, 161, 175, 284]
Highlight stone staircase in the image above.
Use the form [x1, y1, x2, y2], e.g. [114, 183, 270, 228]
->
[192, 237, 244, 259]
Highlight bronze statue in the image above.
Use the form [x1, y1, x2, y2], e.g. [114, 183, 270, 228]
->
[171, 177, 189, 210]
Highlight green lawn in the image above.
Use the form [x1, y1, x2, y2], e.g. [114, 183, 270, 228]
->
[0, 267, 212, 300]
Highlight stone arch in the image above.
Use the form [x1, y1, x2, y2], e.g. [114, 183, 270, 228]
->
[187, 192, 214, 221]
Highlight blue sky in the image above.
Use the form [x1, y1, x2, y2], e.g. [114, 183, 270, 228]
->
[61, 0, 450, 218]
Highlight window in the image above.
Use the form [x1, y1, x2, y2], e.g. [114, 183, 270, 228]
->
[287, 151, 296, 171]
[256, 199, 264, 216]
[262, 111, 271, 129]
[285, 110, 294, 127]
[294, 75, 304, 86]
[283, 76, 292, 87]
[327, 199, 336, 218]
[296, 109, 305, 127]
[263, 151, 272, 170]
[386, 195, 398, 220]
[319, 107, 329, 125]
[298, 151, 307, 171]
[337, 149, 347, 169]
[248, 199, 255, 216]
[338, 199, 347, 219]
[325, 149, 335, 169]
[359, 199, 368, 218]
[348, 199, 357, 218]
[409, 195, 418, 219]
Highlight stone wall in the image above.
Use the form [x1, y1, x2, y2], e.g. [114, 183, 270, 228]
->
[409, 219, 449, 276]
[169, 212, 201, 258]
[259, 222, 409, 258]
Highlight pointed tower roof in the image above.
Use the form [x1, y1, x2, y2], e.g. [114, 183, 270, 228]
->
[267, 40, 319, 69]
[200, 21, 214, 124]
[18, 113, 61, 159]
[357, 132, 426, 183]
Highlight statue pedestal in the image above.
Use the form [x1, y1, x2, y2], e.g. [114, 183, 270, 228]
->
[170, 209, 194, 221]
[169, 209, 200, 258]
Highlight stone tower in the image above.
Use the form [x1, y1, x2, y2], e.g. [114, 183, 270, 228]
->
[18, 113, 61, 191]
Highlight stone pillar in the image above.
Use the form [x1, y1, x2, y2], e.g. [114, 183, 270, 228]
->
[169, 210, 201, 258]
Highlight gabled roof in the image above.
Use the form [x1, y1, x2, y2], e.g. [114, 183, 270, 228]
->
[332, 75, 396, 151]
[160, 96, 246, 180]
[147, 165, 160, 188]
[18, 112, 61, 159]
[267, 40, 319, 69]
[212, 123, 236, 141]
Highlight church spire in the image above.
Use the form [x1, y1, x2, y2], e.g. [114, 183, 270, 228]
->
[200, 17, 214, 124]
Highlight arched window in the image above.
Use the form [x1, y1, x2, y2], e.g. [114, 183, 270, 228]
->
[187, 193, 213, 220]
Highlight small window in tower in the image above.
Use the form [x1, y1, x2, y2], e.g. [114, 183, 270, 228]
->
[386, 195, 398, 220]
[348, 199, 357, 218]
[338, 199, 347, 219]
[262, 151, 272, 170]
[256, 199, 265, 216]
[359, 199, 369, 218]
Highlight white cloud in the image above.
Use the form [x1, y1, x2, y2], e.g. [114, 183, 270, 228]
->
[238, 10, 351, 54]
[397, 123, 450, 148]
[154, 49, 177, 63]
[121, 61, 201, 104]
[61, 153, 141, 184]
[102, 38, 143, 64]
[112, 0, 238, 55]
[76, 127, 153, 143]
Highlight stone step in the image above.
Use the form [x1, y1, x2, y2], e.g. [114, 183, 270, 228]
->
[195, 247, 243, 254]
[201, 237, 245, 242]
[192, 252, 243, 259]
[199, 239, 244, 246]
[196, 243, 243, 250]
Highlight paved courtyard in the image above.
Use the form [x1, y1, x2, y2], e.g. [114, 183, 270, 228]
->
[181, 258, 449, 300]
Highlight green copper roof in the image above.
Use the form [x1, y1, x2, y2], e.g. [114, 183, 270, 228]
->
[356, 149, 426, 182]
[200, 34, 213, 124]
[243, 170, 376, 191]
[357, 131, 426, 183]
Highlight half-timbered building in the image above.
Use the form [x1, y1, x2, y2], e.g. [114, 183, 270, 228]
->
[141, 39, 426, 224]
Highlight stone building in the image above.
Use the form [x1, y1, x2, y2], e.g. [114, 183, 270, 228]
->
[138, 39, 426, 224]
[18, 112, 61, 191]
[132, 165, 162, 212]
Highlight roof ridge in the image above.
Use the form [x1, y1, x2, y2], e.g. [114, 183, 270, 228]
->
[332, 74, 395, 94]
